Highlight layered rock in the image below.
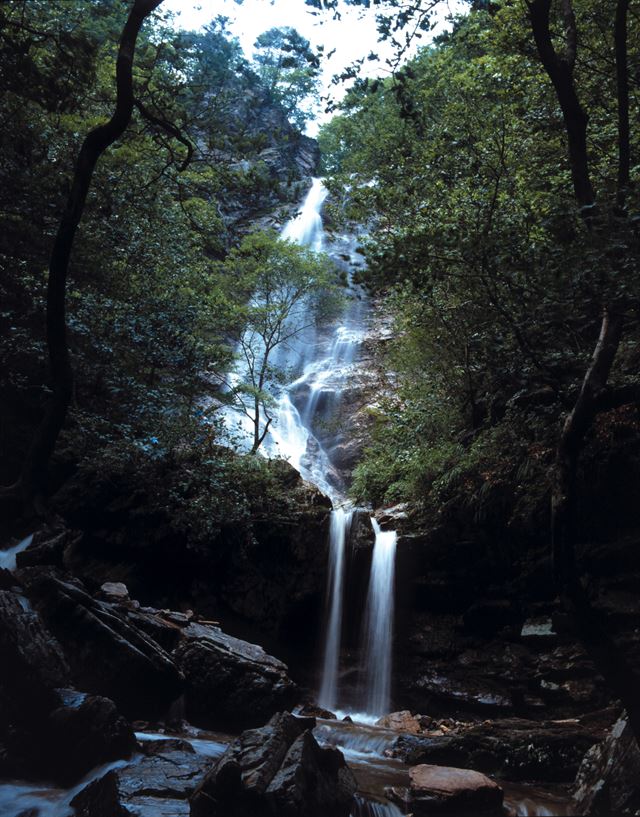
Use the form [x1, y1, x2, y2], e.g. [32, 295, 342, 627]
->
[393, 716, 605, 783]
[190, 711, 356, 817]
[573, 715, 640, 816]
[0, 586, 134, 783]
[72, 739, 210, 817]
[388, 764, 503, 817]
[175, 623, 297, 730]
[16, 568, 183, 719]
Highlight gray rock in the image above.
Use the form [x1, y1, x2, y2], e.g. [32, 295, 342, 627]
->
[72, 746, 210, 817]
[573, 715, 640, 815]
[175, 625, 297, 730]
[190, 711, 356, 817]
[388, 764, 503, 816]
[17, 569, 183, 719]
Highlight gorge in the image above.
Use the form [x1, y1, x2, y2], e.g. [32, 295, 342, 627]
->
[1, 1, 640, 816]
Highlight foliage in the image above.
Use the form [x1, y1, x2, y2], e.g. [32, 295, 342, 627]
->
[214, 231, 341, 452]
[0, 0, 315, 486]
[321, 3, 640, 533]
[254, 27, 321, 129]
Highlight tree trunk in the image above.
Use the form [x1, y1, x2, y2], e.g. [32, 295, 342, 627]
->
[13, 0, 163, 509]
[528, 0, 640, 745]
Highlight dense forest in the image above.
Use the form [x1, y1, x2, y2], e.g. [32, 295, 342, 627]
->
[1, 1, 639, 816]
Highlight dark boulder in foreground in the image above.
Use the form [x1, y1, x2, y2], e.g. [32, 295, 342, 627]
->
[190, 711, 356, 817]
[16, 568, 184, 719]
[0, 586, 134, 784]
[45, 691, 136, 786]
[176, 622, 297, 731]
[388, 764, 503, 817]
[72, 739, 210, 817]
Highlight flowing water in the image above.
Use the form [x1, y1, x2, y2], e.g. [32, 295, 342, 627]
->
[222, 177, 397, 718]
[0, 533, 33, 571]
[0, 182, 574, 817]
[319, 507, 353, 712]
[362, 522, 397, 717]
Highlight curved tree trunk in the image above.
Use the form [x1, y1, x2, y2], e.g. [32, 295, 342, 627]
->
[528, 0, 640, 744]
[13, 0, 163, 510]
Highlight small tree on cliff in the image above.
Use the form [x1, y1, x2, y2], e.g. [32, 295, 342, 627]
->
[217, 231, 338, 454]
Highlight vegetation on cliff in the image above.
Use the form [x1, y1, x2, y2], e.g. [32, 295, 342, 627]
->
[0, 0, 320, 512]
[319, 3, 640, 549]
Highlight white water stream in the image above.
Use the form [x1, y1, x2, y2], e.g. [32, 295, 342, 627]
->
[262, 178, 397, 718]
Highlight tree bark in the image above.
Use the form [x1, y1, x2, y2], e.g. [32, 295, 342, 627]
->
[615, 0, 630, 204]
[527, 0, 595, 209]
[14, 0, 163, 508]
[529, 0, 640, 745]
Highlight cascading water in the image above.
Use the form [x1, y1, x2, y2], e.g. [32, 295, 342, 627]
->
[319, 507, 353, 711]
[228, 176, 397, 718]
[362, 521, 397, 717]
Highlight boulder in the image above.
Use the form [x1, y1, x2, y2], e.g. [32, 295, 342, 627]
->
[72, 742, 210, 817]
[573, 715, 640, 816]
[388, 764, 503, 816]
[45, 692, 136, 785]
[394, 716, 603, 783]
[376, 710, 423, 735]
[17, 568, 183, 719]
[190, 711, 356, 817]
[175, 623, 297, 730]
[0, 588, 70, 777]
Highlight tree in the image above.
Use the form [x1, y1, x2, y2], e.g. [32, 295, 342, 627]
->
[216, 232, 338, 453]
[253, 27, 321, 128]
[2, 0, 163, 511]
[320, 0, 640, 746]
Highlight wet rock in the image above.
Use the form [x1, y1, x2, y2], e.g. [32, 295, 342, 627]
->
[297, 703, 337, 720]
[520, 616, 559, 645]
[573, 715, 640, 816]
[375, 503, 410, 532]
[266, 729, 356, 816]
[175, 623, 297, 730]
[15, 528, 69, 569]
[17, 569, 183, 719]
[98, 581, 130, 603]
[376, 710, 423, 735]
[190, 711, 356, 817]
[394, 717, 603, 783]
[388, 764, 503, 816]
[72, 744, 210, 817]
[414, 671, 513, 715]
[45, 692, 136, 786]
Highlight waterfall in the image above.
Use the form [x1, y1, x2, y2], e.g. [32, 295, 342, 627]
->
[319, 507, 353, 711]
[361, 521, 397, 717]
[229, 176, 398, 717]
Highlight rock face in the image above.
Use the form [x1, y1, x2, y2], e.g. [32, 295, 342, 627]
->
[175, 623, 297, 730]
[0, 586, 135, 784]
[573, 715, 640, 816]
[190, 711, 356, 817]
[53, 458, 332, 640]
[17, 568, 183, 719]
[394, 716, 604, 783]
[389, 764, 503, 817]
[72, 739, 211, 817]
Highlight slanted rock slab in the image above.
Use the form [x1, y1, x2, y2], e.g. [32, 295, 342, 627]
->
[175, 624, 297, 730]
[404, 764, 503, 816]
